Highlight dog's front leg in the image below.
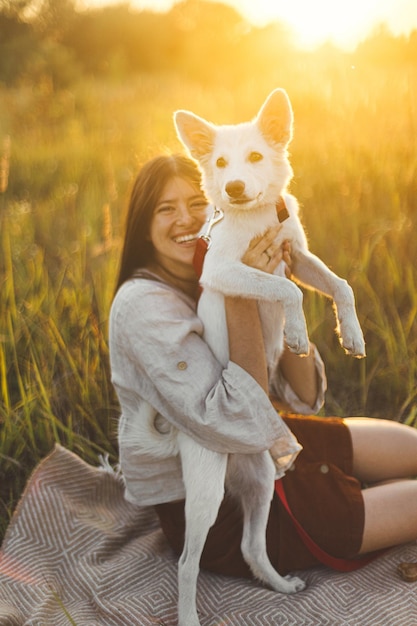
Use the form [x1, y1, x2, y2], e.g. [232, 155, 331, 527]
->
[201, 261, 310, 356]
[292, 250, 366, 357]
[177, 432, 228, 626]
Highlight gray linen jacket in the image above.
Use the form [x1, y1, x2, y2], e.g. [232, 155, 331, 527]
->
[109, 273, 326, 506]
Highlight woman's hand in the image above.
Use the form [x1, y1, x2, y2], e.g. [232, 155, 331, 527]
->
[241, 224, 292, 277]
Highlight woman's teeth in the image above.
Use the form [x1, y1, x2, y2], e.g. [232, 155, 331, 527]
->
[174, 233, 198, 243]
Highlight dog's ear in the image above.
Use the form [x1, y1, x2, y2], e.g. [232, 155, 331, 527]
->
[174, 111, 215, 160]
[256, 89, 293, 147]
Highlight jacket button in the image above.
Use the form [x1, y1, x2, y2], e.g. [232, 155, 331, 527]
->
[320, 464, 329, 474]
[177, 361, 187, 370]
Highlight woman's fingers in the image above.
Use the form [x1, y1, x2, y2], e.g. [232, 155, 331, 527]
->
[242, 225, 293, 274]
[247, 224, 282, 253]
[282, 239, 293, 277]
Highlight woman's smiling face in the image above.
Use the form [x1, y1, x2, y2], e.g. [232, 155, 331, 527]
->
[149, 176, 208, 279]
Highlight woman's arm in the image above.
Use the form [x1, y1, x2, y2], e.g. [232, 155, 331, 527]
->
[111, 279, 294, 455]
[229, 226, 325, 414]
[225, 297, 269, 393]
[225, 223, 284, 392]
[273, 344, 319, 411]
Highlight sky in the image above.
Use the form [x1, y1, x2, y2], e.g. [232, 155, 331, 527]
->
[80, 0, 417, 50]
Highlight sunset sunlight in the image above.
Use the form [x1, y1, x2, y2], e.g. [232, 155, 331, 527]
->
[83, 0, 417, 50]
[242, 0, 382, 49]
[1, 0, 417, 621]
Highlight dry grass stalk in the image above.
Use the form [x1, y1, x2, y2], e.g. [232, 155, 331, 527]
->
[0, 135, 11, 194]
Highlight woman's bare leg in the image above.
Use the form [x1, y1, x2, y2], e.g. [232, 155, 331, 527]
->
[345, 417, 417, 483]
[344, 417, 417, 554]
[359, 481, 417, 553]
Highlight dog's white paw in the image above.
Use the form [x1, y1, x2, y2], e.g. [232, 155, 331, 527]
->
[286, 574, 306, 592]
[284, 329, 310, 356]
[341, 335, 366, 358]
[339, 322, 366, 358]
[276, 574, 306, 594]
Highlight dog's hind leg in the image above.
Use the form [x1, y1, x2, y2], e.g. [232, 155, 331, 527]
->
[177, 432, 228, 626]
[228, 451, 306, 594]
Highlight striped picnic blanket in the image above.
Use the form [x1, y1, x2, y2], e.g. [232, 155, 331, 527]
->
[0, 444, 416, 625]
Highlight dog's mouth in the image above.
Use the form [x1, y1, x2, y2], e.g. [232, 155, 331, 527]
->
[228, 192, 263, 207]
[229, 197, 251, 205]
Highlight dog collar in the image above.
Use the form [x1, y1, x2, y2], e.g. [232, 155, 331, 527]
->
[276, 196, 290, 223]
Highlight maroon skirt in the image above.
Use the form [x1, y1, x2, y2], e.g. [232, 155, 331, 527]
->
[154, 413, 365, 576]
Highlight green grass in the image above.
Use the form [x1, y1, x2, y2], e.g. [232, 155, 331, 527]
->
[0, 67, 416, 538]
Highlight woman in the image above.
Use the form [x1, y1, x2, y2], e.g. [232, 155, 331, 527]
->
[109, 153, 417, 577]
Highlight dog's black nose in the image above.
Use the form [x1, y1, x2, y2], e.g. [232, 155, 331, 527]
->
[226, 180, 245, 198]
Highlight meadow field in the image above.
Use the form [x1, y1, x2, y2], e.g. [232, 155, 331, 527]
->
[0, 60, 416, 537]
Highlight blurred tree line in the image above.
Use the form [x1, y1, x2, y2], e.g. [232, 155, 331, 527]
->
[1, 0, 417, 88]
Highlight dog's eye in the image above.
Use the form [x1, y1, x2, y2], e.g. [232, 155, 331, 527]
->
[216, 157, 227, 168]
[249, 152, 263, 163]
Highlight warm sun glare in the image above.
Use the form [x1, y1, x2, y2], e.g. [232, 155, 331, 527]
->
[230, 0, 383, 49]
[85, 0, 417, 50]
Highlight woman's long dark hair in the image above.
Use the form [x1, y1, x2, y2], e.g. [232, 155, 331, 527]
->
[114, 154, 202, 294]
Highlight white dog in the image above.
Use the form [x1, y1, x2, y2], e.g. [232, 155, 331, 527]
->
[171, 89, 365, 626]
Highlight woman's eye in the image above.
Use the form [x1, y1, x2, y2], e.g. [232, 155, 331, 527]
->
[216, 157, 227, 168]
[249, 152, 263, 163]
[156, 205, 175, 214]
[191, 201, 208, 211]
